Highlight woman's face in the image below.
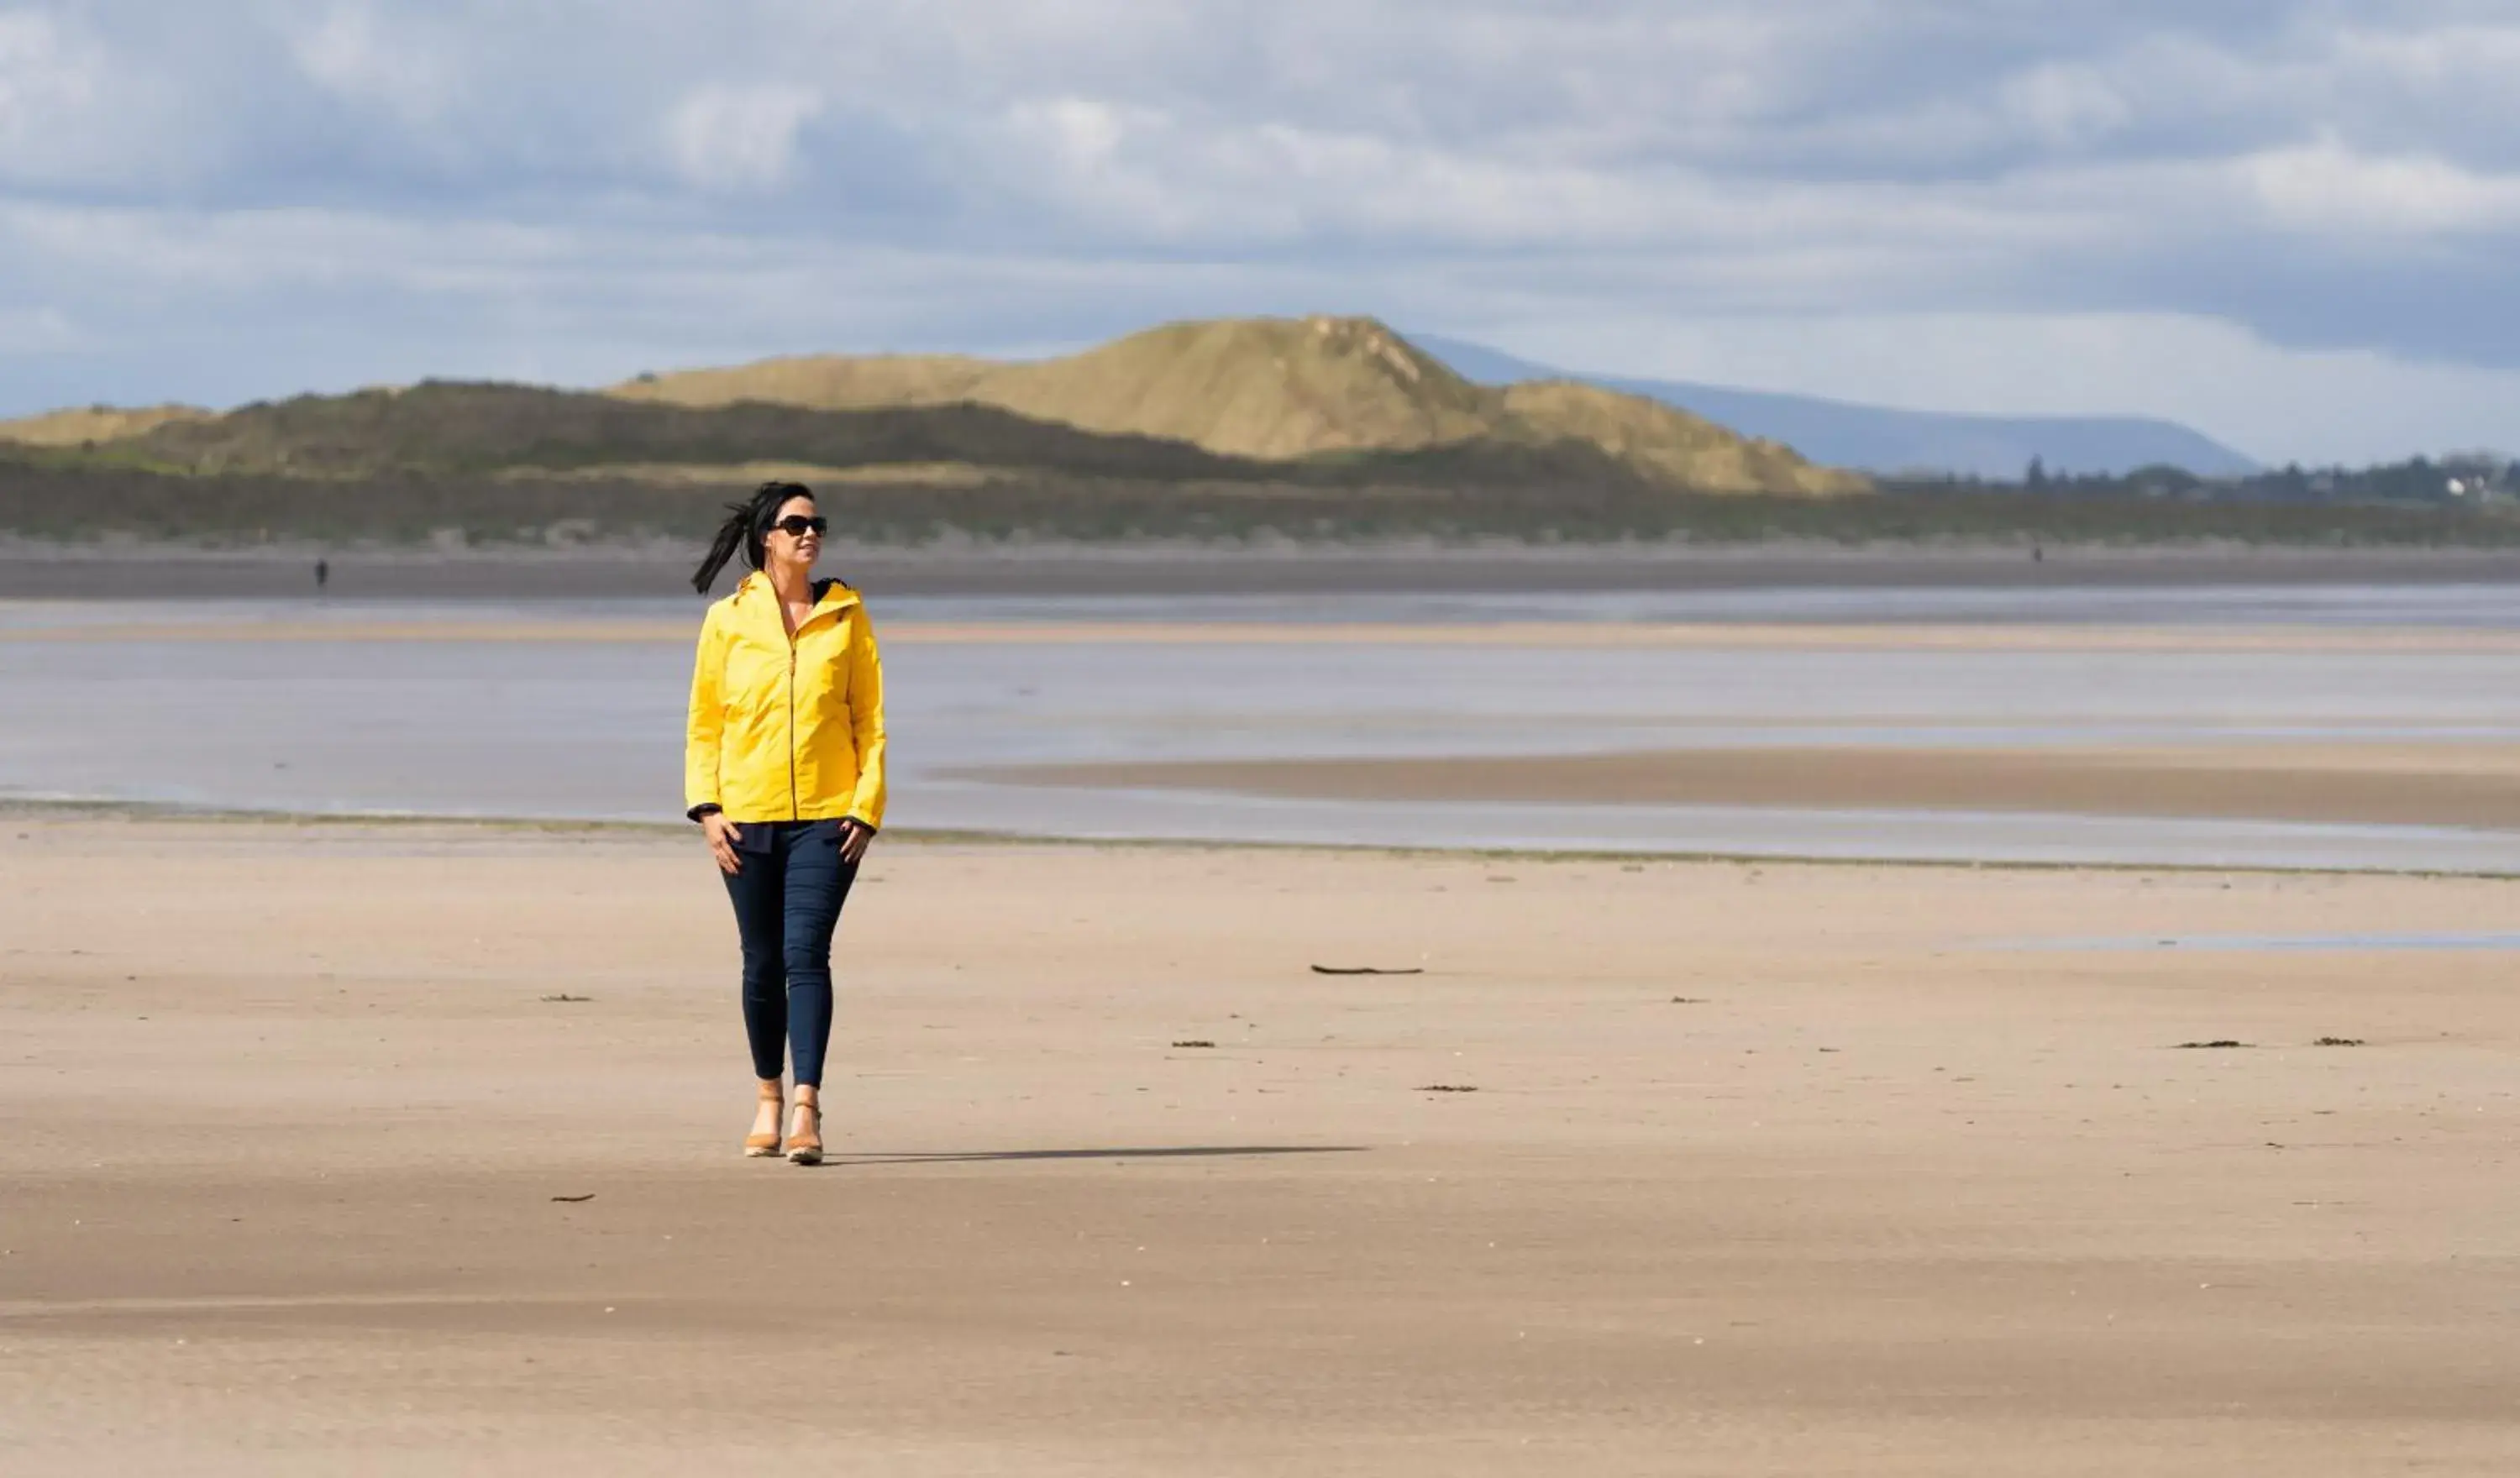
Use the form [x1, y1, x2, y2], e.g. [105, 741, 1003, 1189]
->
[763, 495, 822, 571]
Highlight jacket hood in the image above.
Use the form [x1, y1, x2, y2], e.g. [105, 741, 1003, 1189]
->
[728, 570, 862, 615]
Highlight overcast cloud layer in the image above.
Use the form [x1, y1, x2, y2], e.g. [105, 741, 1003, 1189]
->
[3, 1, 2517, 464]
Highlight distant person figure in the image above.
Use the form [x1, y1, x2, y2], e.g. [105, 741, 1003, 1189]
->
[314, 558, 329, 592]
[684, 482, 886, 1166]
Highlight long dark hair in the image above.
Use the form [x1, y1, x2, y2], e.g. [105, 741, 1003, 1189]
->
[691, 481, 814, 595]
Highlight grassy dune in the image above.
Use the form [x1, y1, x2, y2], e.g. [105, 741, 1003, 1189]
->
[0, 403, 213, 447]
[614, 315, 1862, 496]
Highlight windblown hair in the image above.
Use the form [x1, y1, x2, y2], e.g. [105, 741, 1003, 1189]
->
[691, 481, 814, 595]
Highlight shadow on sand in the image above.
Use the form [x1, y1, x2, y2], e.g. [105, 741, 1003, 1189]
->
[827, 1145, 1365, 1167]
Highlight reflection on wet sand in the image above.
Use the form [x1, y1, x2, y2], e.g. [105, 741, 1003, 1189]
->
[972, 742, 2520, 831]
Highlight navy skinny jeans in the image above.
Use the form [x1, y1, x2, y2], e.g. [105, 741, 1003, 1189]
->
[719, 820, 860, 1087]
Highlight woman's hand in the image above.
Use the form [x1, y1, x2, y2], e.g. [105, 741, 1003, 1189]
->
[702, 813, 743, 874]
[838, 818, 878, 864]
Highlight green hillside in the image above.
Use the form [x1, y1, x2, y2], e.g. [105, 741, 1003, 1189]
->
[8, 448, 2509, 548]
[0, 403, 213, 447]
[616, 315, 1866, 496]
[612, 354, 995, 412]
[122, 381, 1264, 483]
[1498, 381, 1866, 497]
[71, 375, 1719, 498]
[6, 315, 1866, 501]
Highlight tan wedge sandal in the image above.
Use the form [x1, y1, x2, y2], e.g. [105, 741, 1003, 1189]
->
[784, 1094, 823, 1166]
[743, 1081, 785, 1158]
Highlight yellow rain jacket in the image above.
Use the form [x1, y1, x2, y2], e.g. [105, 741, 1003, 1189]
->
[685, 572, 887, 827]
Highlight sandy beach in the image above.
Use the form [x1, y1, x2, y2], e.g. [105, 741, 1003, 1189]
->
[5, 812, 2516, 1474]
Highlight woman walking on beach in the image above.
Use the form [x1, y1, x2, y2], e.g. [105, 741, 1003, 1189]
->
[685, 482, 886, 1165]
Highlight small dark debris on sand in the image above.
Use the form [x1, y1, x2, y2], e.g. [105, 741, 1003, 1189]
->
[1171, 1040, 1215, 1049]
[2175, 1040, 2251, 1050]
[1670, 996, 1708, 1004]
[2313, 1036, 2366, 1047]
[540, 993, 593, 1004]
[1311, 965, 1425, 976]
[550, 1194, 595, 1203]
[1416, 1084, 1479, 1093]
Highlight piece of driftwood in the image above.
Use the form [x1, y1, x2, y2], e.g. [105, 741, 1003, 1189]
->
[1310, 965, 1425, 976]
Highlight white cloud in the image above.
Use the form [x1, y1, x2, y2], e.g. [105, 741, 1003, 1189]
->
[0, 197, 575, 293]
[2241, 139, 2520, 234]
[2321, 20, 2520, 120]
[1026, 96, 1134, 170]
[289, 4, 457, 124]
[0, 303, 82, 353]
[0, 10, 97, 172]
[662, 83, 824, 192]
[1998, 63, 2134, 149]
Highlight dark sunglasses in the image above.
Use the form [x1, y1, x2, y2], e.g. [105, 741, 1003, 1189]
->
[770, 515, 828, 537]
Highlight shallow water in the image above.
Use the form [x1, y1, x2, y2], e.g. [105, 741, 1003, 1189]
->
[3, 586, 2518, 870]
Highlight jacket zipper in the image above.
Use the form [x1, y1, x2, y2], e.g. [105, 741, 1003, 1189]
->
[768, 582, 848, 822]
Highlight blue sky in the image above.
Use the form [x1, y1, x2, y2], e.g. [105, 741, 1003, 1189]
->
[3, 1, 2517, 465]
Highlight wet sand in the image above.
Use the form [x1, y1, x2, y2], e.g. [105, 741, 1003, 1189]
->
[10, 614, 2520, 658]
[980, 742, 2520, 833]
[8, 541, 2520, 600]
[4, 815, 2517, 1473]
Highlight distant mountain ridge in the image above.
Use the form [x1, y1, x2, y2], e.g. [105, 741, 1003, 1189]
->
[1412, 337, 2260, 480]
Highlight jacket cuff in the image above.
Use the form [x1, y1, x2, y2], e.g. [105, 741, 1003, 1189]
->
[686, 803, 722, 823]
